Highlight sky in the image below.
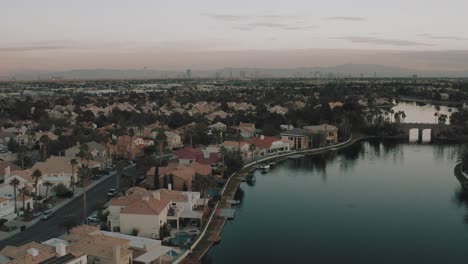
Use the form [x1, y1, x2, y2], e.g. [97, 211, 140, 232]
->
[1, 0, 468, 74]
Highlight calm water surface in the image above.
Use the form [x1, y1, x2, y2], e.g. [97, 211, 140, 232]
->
[204, 141, 468, 264]
[392, 101, 457, 124]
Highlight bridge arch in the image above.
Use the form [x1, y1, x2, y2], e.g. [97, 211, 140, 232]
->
[409, 128, 419, 142]
[421, 129, 431, 143]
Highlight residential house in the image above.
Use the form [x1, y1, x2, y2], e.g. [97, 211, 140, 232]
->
[0, 197, 16, 222]
[0, 161, 19, 183]
[281, 128, 311, 150]
[171, 147, 219, 170]
[108, 187, 201, 236]
[0, 132, 15, 146]
[237, 122, 256, 138]
[208, 122, 227, 132]
[304, 124, 339, 144]
[268, 105, 289, 115]
[31, 156, 81, 189]
[120, 197, 170, 239]
[152, 131, 182, 150]
[0, 169, 40, 200]
[66, 225, 133, 264]
[227, 102, 256, 111]
[0, 241, 87, 264]
[206, 110, 229, 121]
[221, 141, 251, 160]
[64, 141, 111, 169]
[0, 144, 16, 162]
[328, 101, 344, 110]
[247, 135, 290, 157]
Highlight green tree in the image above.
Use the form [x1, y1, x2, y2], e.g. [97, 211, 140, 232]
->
[78, 166, 91, 222]
[155, 129, 168, 166]
[70, 158, 78, 193]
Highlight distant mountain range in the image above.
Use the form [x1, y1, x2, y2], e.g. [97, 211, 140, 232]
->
[2, 64, 468, 81]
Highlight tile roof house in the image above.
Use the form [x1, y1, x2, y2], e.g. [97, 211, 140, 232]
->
[66, 225, 133, 264]
[281, 128, 311, 150]
[237, 122, 256, 138]
[120, 197, 170, 239]
[304, 124, 339, 144]
[0, 241, 87, 264]
[64, 141, 111, 169]
[31, 156, 80, 189]
[171, 147, 219, 169]
[247, 135, 290, 156]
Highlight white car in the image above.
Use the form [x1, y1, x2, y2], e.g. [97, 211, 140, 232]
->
[41, 210, 53, 220]
[87, 214, 100, 222]
[107, 189, 117, 198]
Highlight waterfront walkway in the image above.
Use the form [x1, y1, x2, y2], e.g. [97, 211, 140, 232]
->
[178, 135, 363, 264]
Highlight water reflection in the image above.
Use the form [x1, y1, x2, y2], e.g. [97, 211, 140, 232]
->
[453, 187, 468, 224]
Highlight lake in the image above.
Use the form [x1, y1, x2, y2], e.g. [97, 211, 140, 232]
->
[204, 141, 468, 264]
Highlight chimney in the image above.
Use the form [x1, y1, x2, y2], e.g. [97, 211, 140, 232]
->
[55, 243, 67, 257]
[260, 135, 265, 140]
[4, 166, 10, 179]
[113, 246, 121, 263]
[168, 183, 172, 191]
[27, 248, 39, 257]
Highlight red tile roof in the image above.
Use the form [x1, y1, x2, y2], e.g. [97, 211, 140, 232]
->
[173, 147, 218, 165]
[247, 136, 281, 149]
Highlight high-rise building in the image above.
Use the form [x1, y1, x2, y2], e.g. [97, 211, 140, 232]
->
[186, 69, 192, 79]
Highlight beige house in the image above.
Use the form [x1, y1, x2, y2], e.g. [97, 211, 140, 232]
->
[31, 156, 81, 189]
[67, 225, 133, 264]
[64, 141, 111, 169]
[120, 197, 170, 239]
[281, 128, 310, 150]
[0, 241, 87, 264]
[304, 124, 339, 144]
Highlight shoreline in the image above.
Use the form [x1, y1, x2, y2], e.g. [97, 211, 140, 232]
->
[178, 135, 362, 264]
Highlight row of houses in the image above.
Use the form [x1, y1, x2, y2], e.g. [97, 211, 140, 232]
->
[0, 224, 178, 264]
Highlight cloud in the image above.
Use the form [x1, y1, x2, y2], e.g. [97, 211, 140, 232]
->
[327, 16, 365, 21]
[0, 45, 67, 52]
[335, 36, 432, 46]
[204, 14, 248, 22]
[234, 22, 312, 31]
[418, 33, 468, 41]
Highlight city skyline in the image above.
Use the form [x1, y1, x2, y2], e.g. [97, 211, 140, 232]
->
[2, 0, 468, 75]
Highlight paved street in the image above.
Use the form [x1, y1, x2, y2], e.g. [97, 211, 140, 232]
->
[0, 165, 138, 248]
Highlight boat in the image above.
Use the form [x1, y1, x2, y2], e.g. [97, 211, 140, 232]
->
[269, 162, 276, 167]
[259, 164, 270, 170]
[245, 174, 255, 182]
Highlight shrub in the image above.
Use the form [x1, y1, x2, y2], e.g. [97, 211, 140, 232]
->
[53, 183, 73, 198]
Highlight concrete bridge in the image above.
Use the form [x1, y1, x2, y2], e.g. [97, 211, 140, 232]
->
[399, 123, 450, 142]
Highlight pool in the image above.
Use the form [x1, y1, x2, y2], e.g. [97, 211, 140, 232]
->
[170, 232, 193, 246]
[166, 250, 180, 257]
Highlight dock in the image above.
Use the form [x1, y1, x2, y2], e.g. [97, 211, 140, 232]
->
[227, 200, 240, 205]
[219, 208, 236, 219]
[288, 154, 305, 159]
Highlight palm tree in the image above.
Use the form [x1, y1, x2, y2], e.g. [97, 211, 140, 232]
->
[70, 158, 78, 193]
[31, 169, 42, 198]
[44, 181, 53, 201]
[449, 108, 453, 117]
[78, 166, 90, 222]
[219, 146, 227, 178]
[26, 129, 36, 149]
[39, 135, 50, 161]
[249, 144, 256, 160]
[434, 112, 439, 123]
[115, 160, 125, 191]
[155, 129, 167, 166]
[192, 174, 216, 213]
[9, 178, 20, 214]
[18, 145, 27, 169]
[19, 187, 27, 215]
[111, 138, 117, 159]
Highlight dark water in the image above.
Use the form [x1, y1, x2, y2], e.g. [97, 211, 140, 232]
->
[204, 141, 468, 264]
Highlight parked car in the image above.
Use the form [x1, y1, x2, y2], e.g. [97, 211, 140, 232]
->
[41, 210, 53, 220]
[107, 189, 117, 199]
[87, 214, 100, 223]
